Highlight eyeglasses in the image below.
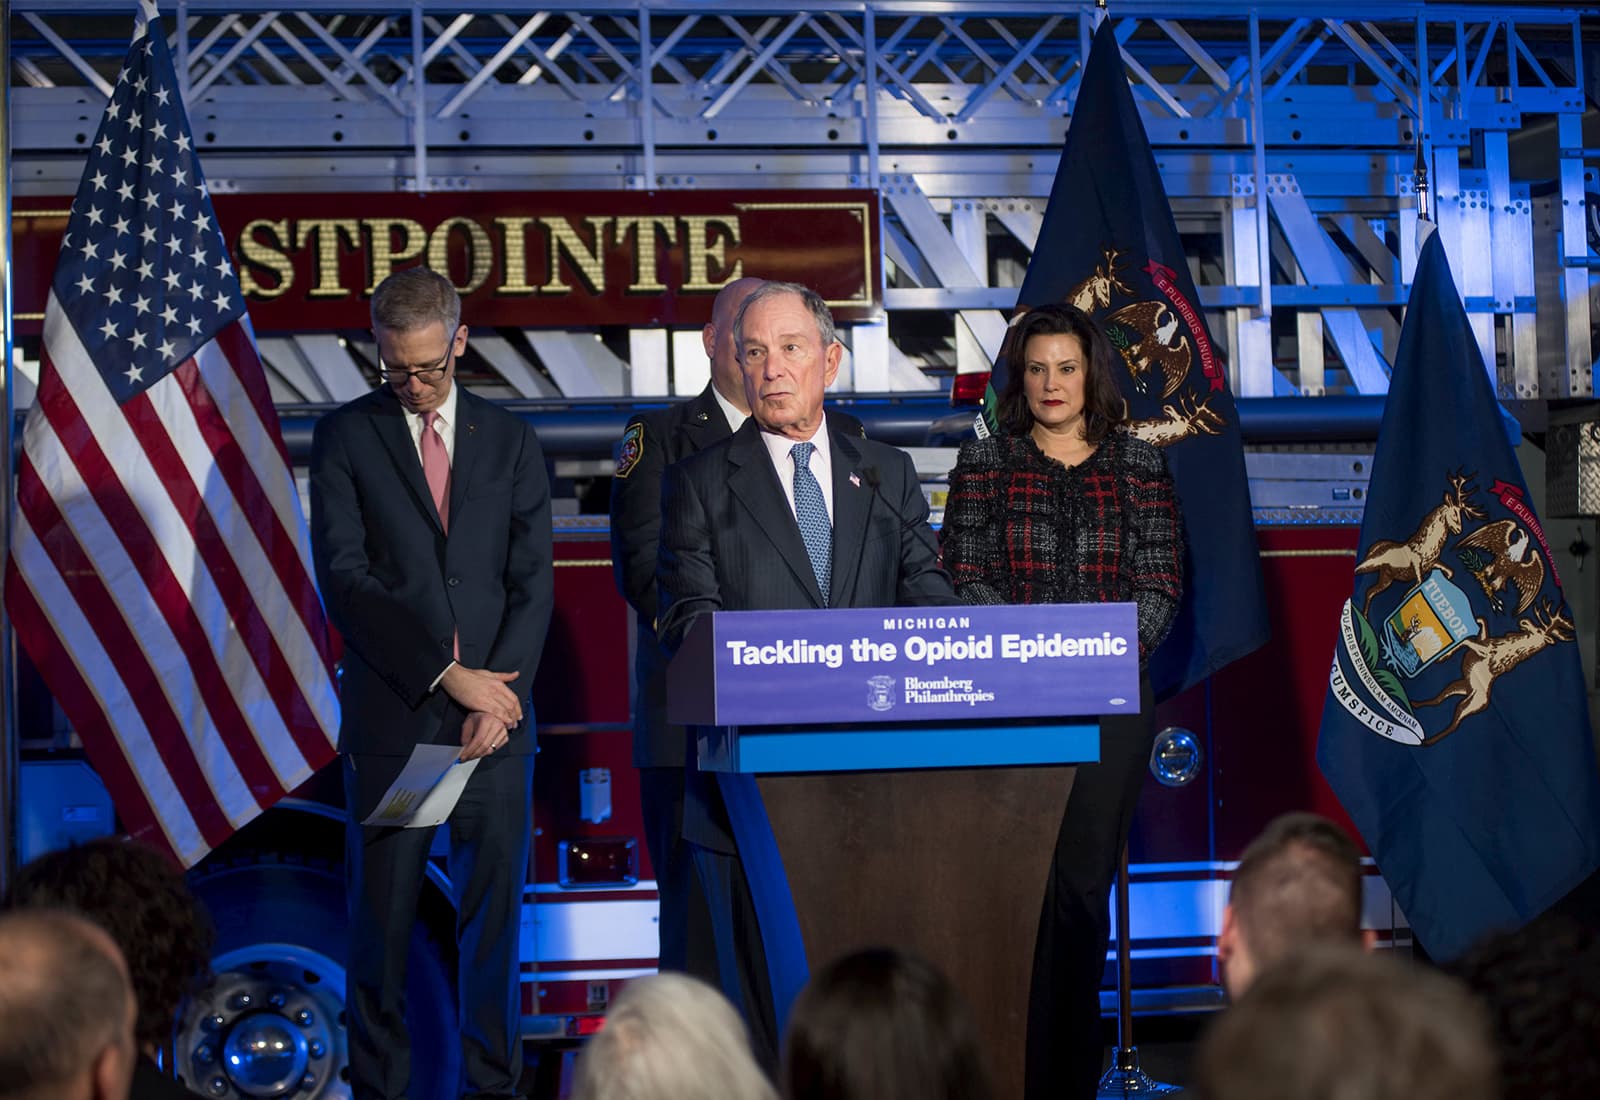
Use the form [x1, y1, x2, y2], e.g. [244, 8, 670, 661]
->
[379, 344, 454, 386]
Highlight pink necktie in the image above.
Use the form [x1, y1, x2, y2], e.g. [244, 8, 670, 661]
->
[420, 410, 451, 532]
[421, 411, 459, 660]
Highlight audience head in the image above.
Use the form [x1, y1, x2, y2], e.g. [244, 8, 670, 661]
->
[7, 837, 215, 1053]
[782, 947, 992, 1100]
[571, 972, 776, 1100]
[1194, 945, 1496, 1100]
[1452, 913, 1600, 1100]
[0, 909, 138, 1100]
[370, 266, 466, 415]
[733, 281, 841, 440]
[996, 303, 1126, 441]
[1219, 812, 1370, 997]
[704, 277, 767, 411]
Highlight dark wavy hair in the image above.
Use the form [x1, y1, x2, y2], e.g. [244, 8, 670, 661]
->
[7, 837, 215, 1049]
[994, 302, 1127, 441]
[1451, 914, 1600, 1100]
[782, 947, 992, 1100]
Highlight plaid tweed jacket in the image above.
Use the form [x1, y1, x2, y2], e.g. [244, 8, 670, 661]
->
[939, 429, 1183, 659]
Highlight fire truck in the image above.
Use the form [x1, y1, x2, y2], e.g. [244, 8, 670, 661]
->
[8, 4, 1600, 1099]
[10, 393, 1389, 1097]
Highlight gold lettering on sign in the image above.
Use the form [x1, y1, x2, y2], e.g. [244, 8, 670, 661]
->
[426, 216, 494, 295]
[294, 219, 362, 299]
[681, 215, 743, 291]
[364, 218, 427, 292]
[615, 216, 678, 293]
[495, 216, 538, 295]
[236, 218, 294, 300]
[541, 215, 610, 295]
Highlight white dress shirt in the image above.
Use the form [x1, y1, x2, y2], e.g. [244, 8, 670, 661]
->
[759, 415, 834, 524]
[710, 383, 750, 434]
[401, 381, 459, 467]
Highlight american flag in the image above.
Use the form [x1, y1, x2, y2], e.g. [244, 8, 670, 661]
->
[3, 2, 339, 867]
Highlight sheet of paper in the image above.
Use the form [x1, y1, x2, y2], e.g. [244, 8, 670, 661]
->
[362, 744, 480, 829]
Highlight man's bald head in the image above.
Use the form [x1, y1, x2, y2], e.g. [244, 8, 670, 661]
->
[703, 276, 766, 410]
[0, 910, 137, 1100]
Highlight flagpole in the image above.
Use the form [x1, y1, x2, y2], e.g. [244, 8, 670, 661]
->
[1093, 0, 1175, 1084]
[0, 0, 18, 894]
[1097, 845, 1180, 1098]
[1414, 140, 1431, 224]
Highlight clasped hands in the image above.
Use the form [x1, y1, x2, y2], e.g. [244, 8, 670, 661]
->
[441, 664, 523, 761]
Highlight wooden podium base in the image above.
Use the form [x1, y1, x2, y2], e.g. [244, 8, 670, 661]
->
[756, 765, 1074, 1099]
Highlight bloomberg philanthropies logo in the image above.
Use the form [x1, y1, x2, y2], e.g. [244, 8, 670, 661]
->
[901, 675, 996, 706]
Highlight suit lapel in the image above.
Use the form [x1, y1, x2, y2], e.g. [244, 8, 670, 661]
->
[679, 385, 733, 456]
[446, 389, 483, 529]
[829, 429, 872, 606]
[726, 421, 826, 608]
[370, 391, 445, 535]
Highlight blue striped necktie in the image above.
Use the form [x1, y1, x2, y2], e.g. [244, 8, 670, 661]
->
[790, 441, 832, 605]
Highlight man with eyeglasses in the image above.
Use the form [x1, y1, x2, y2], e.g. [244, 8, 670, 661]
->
[309, 266, 554, 1100]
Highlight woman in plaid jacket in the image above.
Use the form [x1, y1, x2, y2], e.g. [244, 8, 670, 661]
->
[940, 302, 1183, 1100]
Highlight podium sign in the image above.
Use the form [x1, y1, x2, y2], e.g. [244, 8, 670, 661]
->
[660, 603, 1133, 1087]
[667, 602, 1139, 728]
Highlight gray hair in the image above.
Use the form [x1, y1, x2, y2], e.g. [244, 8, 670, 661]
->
[732, 280, 838, 356]
[0, 910, 132, 1099]
[571, 973, 777, 1100]
[370, 266, 462, 336]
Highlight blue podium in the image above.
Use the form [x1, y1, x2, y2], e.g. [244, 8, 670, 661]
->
[668, 602, 1139, 1095]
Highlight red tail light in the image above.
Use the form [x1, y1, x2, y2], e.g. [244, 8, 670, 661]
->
[573, 1014, 607, 1036]
[950, 371, 991, 406]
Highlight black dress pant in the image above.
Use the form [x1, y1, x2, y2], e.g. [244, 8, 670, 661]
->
[638, 764, 718, 981]
[1024, 676, 1156, 1100]
[345, 750, 534, 1100]
[675, 758, 781, 1074]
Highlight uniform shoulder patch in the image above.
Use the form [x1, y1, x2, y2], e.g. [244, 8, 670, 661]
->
[615, 421, 646, 479]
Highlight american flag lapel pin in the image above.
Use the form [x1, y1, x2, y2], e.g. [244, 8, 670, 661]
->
[849, 472, 861, 488]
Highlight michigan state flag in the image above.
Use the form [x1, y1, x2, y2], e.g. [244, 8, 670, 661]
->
[993, 19, 1267, 699]
[1318, 231, 1600, 960]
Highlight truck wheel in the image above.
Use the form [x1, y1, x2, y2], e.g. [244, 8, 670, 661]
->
[183, 856, 461, 1100]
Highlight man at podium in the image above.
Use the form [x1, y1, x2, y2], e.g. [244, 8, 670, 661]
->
[655, 280, 959, 1063]
[610, 276, 868, 991]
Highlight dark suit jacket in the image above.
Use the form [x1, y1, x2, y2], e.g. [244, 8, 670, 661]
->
[310, 386, 554, 759]
[656, 416, 958, 655]
[609, 386, 864, 767]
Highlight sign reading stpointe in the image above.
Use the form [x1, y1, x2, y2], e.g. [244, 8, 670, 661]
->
[667, 603, 1140, 728]
[13, 189, 881, 333]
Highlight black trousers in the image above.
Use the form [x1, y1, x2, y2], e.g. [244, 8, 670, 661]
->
[1024, 677, 1157, 1100]
[639, 742, 778, 1073]
[638, 764, 719, 981]
[345, 751, 534, 1100]
[685, 837, 780, 1073]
